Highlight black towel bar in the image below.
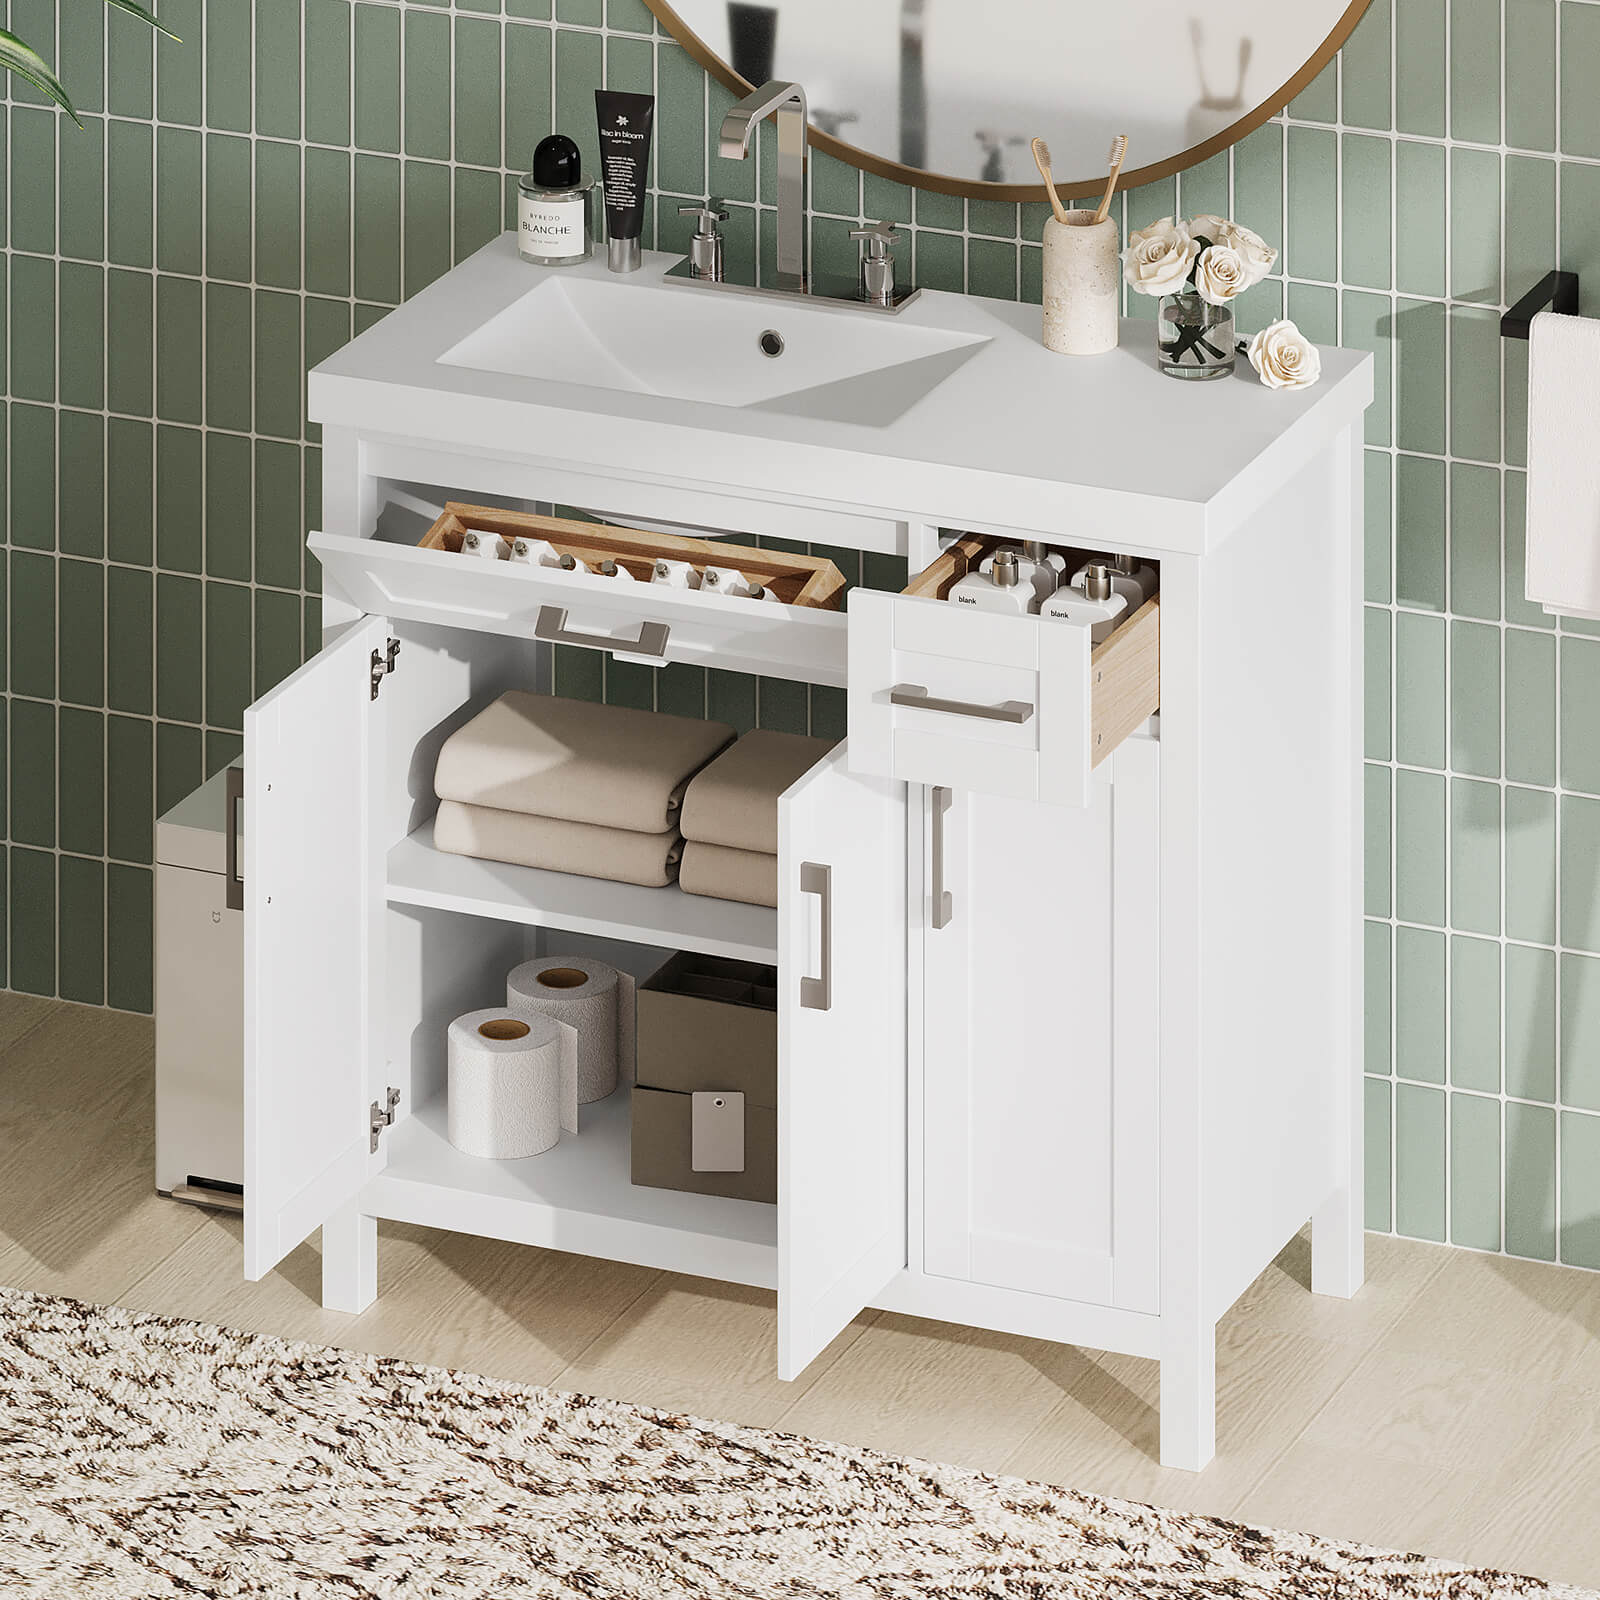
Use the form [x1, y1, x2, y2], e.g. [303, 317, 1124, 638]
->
[1501, 270, 1580, 339]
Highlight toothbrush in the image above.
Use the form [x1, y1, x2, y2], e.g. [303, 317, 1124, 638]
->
[1030, 137, 1070, 225]
[1091, 134, 1129, 225]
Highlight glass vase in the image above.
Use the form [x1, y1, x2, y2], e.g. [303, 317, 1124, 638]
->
[1156, 289, 1236, 380]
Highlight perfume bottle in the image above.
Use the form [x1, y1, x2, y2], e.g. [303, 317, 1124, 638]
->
[518, 135, 595, 266]
[949, 548, 1038, 614]
[1041, 562, 1129, 642]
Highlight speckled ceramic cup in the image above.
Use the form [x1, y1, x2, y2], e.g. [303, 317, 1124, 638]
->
[1042, 212, 1120, 356]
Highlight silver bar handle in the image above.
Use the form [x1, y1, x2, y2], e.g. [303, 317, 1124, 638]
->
[799, 861, 831, 1011]
[931, 786, 953, 930]
[890, 683, 1033, 724]
[225, 766, 245, 912]
[534, 604, 670, 659]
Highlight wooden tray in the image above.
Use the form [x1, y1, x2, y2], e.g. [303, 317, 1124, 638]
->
[419, 504, 846, 611]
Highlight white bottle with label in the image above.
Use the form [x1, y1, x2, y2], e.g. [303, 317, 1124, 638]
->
[949, 549, 1039, 615]
[518, 135, 595, 266]
[1072, 552, 1156, 613]
[977, 544, 1057, 608]
[1041, 562, 1129, 642]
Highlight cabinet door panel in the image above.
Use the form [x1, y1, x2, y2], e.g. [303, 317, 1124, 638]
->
[923, 741, 1158, 1312]
[244, 617, 387, 1279]
[778, 745, 908, 1379]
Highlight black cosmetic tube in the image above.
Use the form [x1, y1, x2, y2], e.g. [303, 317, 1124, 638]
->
[594, 89, 655, 272]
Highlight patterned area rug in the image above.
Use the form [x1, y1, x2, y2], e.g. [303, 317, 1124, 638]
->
[0, 1286, 1589, 1599]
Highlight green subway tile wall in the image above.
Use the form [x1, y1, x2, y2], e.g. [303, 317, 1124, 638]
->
[4, 0, 1600, 1266]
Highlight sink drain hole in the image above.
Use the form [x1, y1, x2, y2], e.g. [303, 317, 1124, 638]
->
[758, 329, 785, 358]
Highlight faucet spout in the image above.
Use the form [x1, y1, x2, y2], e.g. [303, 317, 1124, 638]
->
[718, 79, 808, 293]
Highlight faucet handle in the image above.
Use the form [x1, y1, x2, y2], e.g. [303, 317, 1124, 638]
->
[850, 219, 901, 259]
[678, 197, 730, 232]
[679, 197, 728, 282]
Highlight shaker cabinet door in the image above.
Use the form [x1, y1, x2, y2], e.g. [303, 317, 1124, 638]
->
[921, 737, 1160, 1314]
[244, 616, 388, 1280]
[777, 744, 909, 1379]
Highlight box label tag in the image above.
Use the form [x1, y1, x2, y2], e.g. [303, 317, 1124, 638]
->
[691, 1091, 745, 1172]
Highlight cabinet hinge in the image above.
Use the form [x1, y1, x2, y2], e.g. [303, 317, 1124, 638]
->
[369, 1086, 400, 1152]
[369, 637, 401, 700]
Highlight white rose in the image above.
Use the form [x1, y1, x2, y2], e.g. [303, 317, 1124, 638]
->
[1188, 213, 1231, 246]
[1122, 217, 1198, 298]
[1194, 244, 1248, 305]
[1126, 215, 1192, 251]
[1247, 318, 1322, 390]
[1221, 221, 1277, 286]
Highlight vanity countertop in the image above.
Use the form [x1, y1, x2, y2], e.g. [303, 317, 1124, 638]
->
[310, 236, 1372, 555]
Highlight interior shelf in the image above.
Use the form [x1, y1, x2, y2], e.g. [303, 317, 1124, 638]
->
[386, 818, 779, 963]
[363, 1087, 778, 1290]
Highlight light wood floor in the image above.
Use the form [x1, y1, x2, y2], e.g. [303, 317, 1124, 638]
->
[2, 996, 1596, 1589]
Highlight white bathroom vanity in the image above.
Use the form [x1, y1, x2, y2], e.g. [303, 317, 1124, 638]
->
[244, 238, 1372, 1470]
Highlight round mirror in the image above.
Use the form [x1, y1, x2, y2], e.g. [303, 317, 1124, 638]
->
[645, 0, 1369, 199]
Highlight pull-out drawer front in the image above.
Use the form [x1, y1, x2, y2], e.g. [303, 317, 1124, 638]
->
[311, 531, 849, 687]
[848, 588, 1159, 806]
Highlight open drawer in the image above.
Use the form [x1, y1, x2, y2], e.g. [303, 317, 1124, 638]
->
[846, 541, 1160, 806]
[310, 529, 850, 687]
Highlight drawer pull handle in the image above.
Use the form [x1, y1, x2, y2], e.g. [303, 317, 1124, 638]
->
[931, 786, 953, 930]
[799, 861, 831, 1012]
[534, 605, 670, 658]
[225, 766, 245, 912]
[889, 683, 1034, 724]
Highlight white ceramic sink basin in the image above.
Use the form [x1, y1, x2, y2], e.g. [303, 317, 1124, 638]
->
[438, 275, 991, 426]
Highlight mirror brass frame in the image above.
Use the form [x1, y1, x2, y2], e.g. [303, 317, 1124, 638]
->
[642, 0, 1373, 201]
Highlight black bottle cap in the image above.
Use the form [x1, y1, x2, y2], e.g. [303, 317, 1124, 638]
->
[532, 134, 582, 189]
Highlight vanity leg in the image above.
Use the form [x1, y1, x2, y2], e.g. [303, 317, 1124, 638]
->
[1311, 1185, 1364, 1299]
[1158, 1320, 1216, 1471]
[322, 1205, 377, 1313]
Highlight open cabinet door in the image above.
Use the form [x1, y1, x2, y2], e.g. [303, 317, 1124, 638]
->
[778, 744, 908, 1379]
[244, 617, 388, 1280]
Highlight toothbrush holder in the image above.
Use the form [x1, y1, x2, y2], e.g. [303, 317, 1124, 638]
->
[1042, 212, 1120, 356]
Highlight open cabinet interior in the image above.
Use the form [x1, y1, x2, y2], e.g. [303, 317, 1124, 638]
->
[248, 594, 911, 1359]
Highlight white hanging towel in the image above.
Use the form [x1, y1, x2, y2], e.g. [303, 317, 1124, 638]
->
[1526, 310, 1600, 619]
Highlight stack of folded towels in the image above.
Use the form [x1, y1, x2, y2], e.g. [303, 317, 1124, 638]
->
[678, 730, 840, 907]
[432, 692, 736, 887]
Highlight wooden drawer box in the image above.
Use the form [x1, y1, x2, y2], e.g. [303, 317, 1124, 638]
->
[846, 539, 1160, 807]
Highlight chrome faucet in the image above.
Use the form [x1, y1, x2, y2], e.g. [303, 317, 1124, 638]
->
[663, 78, 921, 313]
[718, 79, 808, 292]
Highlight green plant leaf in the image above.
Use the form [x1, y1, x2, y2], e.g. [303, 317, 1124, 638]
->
[0, 28, 79, 125]
[103, 0, 182, 43]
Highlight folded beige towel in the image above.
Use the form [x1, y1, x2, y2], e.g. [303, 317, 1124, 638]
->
[435, 693, 736, 834]
[679, 841, 778, 908]
[434, 801, 683, 888]
[680, 729, 839, 854]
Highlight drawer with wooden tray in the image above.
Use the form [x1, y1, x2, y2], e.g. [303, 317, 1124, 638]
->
[309, 503, 852, 687]
[847, 535, 1161, 807]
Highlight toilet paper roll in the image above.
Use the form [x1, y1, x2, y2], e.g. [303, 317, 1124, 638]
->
[447, 1009, 578, 1160]
[506, 956, 636, 1104]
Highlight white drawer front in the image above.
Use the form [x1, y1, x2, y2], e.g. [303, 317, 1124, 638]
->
[311, 531, 849, 687]
[849, 589, 1100, 806]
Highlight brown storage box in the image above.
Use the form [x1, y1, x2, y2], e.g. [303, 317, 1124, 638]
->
[631, 1089, 776, 1204]
[631, 952, 778, 1203]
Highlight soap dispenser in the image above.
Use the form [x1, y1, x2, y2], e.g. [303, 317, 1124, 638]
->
[1042, 561, 1129, 642]
[949, 548, 1038, 614]
[1072, 551, 1156, 611]
[977, 544, 1056, 609]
